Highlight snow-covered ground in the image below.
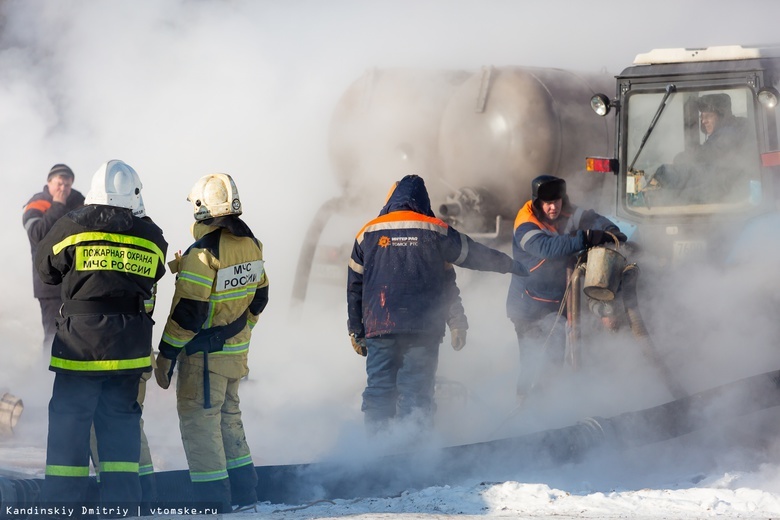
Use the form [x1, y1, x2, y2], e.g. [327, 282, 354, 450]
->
[2, 1, 780, 518]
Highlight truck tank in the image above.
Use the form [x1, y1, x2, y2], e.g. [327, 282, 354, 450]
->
[328, 66, 615, 232]
[438, 66, 615, 221]
[328, 67, 471, 206]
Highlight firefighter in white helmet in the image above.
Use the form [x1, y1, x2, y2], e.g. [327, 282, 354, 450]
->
[154, 173, 269, 513]
[35, 160, 168, 511]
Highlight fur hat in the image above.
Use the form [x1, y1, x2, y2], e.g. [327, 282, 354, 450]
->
[697, 94, 732, 117]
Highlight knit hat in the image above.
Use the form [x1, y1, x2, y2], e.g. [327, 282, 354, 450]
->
[48, 164, 74, 181]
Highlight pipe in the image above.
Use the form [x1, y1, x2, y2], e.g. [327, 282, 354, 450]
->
[289, 197, 345, 312]
[566, 264, 585, 370]
[3, 370, 778, 515]
[621, 263, 688, 399]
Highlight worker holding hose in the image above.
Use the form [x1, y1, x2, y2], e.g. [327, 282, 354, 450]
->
[507, 175, 626, 403]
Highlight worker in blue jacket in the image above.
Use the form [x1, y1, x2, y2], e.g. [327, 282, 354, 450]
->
[347, 174, 528, 433]
[507, 175, 625, 402]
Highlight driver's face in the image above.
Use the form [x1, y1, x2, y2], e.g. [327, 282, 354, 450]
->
[541, 198, 562, 221]
[700, 110, 721, 136]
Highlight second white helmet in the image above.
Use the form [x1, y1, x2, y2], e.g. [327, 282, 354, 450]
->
[187, 173, 242, 221]
[85, 160, 146, 217]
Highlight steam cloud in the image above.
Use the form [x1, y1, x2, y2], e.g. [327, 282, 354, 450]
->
[1, 0, 779, 499]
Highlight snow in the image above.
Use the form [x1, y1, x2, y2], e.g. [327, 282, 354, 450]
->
[1, 1, 780, 519]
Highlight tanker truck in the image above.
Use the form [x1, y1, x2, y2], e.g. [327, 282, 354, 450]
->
[292, 65, 615, 303]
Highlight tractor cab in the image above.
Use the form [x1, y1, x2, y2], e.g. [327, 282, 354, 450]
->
[587, 45, 780, 266]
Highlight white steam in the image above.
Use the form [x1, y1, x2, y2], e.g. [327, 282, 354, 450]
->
[1, 0, 779, 500]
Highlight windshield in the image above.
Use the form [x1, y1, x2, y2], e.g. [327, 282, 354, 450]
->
[623, 86, 761, 215]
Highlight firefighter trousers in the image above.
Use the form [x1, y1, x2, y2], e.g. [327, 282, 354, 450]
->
[89, 371, 156, 508]
[176, 361, 257, 512]
[41, 372, 142, 509]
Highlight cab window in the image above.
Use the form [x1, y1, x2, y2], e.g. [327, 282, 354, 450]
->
[623, 86, 761, 215]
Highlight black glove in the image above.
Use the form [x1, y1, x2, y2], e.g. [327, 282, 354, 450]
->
[587, 229, 627, 247]
[510, 260, 529, 277]
[611, 231, 628, 243]
[585, 229, 608, 247]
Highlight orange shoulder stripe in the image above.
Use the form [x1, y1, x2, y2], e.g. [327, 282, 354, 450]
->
[513, 201, 556, 233]
[356, 210, 448, 239]
[24, 200, 51, 214]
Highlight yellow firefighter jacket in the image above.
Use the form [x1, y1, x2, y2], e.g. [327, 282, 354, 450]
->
[159, 217, 269, 379]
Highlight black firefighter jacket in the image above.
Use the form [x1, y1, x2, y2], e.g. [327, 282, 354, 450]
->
[35, 204, 168, 375]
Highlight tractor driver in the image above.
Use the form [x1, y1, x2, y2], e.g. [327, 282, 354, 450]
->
[653, 93, 751, 203]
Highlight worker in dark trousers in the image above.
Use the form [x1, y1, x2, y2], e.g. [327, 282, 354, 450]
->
[23, 164, 84, 351]
[507, 175, 626, 402]
[35, 160, 167, 513]
[347, 174, 528, 433]
[155, 173, 269, 514]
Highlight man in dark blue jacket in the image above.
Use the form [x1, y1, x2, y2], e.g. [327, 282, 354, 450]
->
[506, 175, 625, 402]
[23, 164, 85, 350]
[347, 174, 527, 432]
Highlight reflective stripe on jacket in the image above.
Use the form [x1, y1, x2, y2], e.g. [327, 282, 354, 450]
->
[23, 187, 85, 299]
[34, 205, 168, 375]
[347, 175, 512, 339]
[160, 217, 268, 379]
[506, 199, 617, 319]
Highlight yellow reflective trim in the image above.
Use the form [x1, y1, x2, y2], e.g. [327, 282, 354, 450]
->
[178, 270, 213, 288]
[51, 232, 165, 267]
[50, 356, 151, 371]
[100, 461, 139, 473]
[75, 245, 157, 278]
[46, 464, 90, 477]
[190, 469, 229, 482]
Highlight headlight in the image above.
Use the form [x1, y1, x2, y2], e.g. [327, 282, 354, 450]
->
[758, 87, 779, 109]
[590, 93, 611, 116]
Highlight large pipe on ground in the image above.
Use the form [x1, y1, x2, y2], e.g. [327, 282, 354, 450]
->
[3, 370, 778, 514]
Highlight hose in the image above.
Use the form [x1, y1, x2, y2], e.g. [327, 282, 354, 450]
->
[2, 371, 778, 514]
[621, 264, 688, 400]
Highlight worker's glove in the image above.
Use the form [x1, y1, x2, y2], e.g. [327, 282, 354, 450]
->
[451, 329, 467, 351]
[510, 260, 529, 277]
[350, 333, 367, 357]
[154, 352, 176, 390]
[585, 229, 613, 247]
[609, 230, 628, 243]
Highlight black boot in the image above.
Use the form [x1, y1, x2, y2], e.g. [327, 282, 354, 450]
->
[192, 479, 231, 514]
[228, 465, 258, 508]
[139, 473, 158, 515]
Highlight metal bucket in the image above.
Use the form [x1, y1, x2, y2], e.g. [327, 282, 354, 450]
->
[583, 246, 626, 301]
[0, 393, 23, 436]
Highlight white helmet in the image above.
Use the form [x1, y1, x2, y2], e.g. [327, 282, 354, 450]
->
[85, 160, 146, 217]
[187, 173, 242, 221]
